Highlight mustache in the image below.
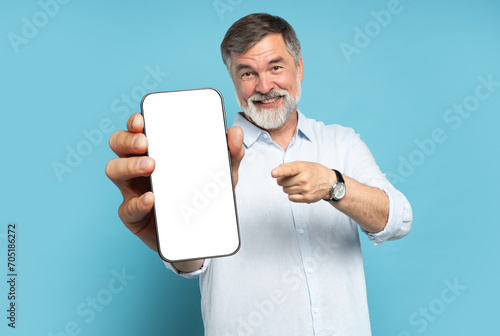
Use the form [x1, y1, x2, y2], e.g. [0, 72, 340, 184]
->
[249, 90, 289, 102]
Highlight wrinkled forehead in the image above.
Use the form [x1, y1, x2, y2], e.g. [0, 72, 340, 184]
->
[229, 34, 294, 71]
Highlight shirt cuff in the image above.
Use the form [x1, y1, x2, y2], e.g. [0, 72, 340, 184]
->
[163, 258, 211, 279]
[361, 185, 413, 246]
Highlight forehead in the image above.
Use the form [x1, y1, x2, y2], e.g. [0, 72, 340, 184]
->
[230, 33, 293, 70]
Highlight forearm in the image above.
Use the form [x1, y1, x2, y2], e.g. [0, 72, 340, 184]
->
[173, 259, 205, 273]
[330, 175, 389, 233]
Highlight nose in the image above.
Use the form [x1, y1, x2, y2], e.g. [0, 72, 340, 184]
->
[255, 73, 274, 95]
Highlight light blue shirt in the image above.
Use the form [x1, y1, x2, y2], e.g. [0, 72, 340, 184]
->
[166, 111, 412, 336]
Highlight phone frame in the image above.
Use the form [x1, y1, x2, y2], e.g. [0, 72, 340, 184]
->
[141, 88, 241, 263]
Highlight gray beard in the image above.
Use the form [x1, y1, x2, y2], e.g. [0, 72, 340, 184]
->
[237, 78, 302, 130]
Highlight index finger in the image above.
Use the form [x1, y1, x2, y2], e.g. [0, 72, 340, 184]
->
[109, 114, 147, 157]
[271, 162, 301, 178]
[109, 130, 148, 157]
[127, 113, 144, 133]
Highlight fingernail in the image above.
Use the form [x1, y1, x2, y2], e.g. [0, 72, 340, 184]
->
[131, 114, 138, 129]
[142, 192, 151, 206]
[133, 134, 142, 149]
[138, 157, 149, 170]
[128, 115, 135, 130]
[271, 170, 277, 177]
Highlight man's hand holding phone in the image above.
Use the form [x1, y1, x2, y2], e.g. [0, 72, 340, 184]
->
[105, 112, 244, 267]
[106, 113, 157, 251]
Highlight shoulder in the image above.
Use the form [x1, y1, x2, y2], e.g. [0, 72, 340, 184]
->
[299, 112, 357, 143]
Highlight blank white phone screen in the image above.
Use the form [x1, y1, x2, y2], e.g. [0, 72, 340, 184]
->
[141, 89, 240, 262]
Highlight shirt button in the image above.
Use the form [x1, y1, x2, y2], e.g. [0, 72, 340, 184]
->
[299, 229, 304, 235]
[263, 133, 269, 138]
[314, 308, 319, 314]
[307, 269, 313, 274]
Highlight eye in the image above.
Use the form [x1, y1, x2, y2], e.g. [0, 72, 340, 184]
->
[240, 72, 253, 79]
[272, 66, 282, 71]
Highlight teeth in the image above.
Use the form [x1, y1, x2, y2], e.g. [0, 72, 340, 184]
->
[260, 97, 279, 104]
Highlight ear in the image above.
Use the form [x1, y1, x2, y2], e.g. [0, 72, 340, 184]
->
[298, 57, 304, 82]
[227, 53, 238, 82]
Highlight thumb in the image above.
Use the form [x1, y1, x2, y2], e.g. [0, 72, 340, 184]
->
[227, 126, 245, 186]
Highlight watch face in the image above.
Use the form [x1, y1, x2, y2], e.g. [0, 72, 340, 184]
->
[333, 183, 346, 200]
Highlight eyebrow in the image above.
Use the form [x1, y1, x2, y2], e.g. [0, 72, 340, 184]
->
[269, 56, 285, 65]
[235, 63, 253, 73]
[235, 57, 286, 73]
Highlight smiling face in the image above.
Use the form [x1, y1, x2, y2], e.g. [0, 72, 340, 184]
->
[230, 33, 304, 130]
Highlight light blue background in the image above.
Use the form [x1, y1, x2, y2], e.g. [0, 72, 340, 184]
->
[1, 0, 499, 335]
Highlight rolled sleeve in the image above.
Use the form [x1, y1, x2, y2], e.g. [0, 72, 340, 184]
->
[349, 131, 413, 245]
[360, 183, 413, 245]
[163, 259, 211, 279]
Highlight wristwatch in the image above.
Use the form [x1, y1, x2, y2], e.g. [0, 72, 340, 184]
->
[324, 169, 346, 202]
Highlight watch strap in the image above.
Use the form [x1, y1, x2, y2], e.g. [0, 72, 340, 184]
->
[332, 169, 344, 184]
[324, 169, 345, 202]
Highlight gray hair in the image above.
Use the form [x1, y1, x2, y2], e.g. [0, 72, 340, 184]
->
[220, 13, 302, 71]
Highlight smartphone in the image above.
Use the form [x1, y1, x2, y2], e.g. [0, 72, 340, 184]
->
[141, 88, 240, 262]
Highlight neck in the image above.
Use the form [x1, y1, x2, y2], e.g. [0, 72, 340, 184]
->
[245, 110, 298, 151]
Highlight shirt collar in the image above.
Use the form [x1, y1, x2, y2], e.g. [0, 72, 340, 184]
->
[232, 110, 313, 148]
[296, 110, 313, 142]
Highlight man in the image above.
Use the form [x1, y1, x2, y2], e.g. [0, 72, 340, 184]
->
[106, 13, 412, 335]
